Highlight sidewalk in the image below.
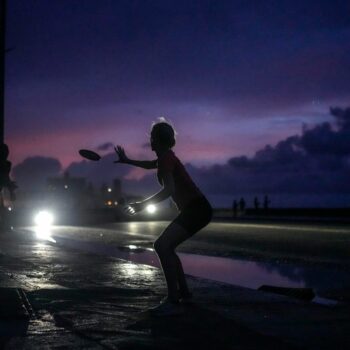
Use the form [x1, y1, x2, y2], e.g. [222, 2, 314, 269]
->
[1, 228, 350, 349]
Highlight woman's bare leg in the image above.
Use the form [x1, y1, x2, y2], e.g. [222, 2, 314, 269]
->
[154, 222, 192, 302]
[173, 253, 191, 296]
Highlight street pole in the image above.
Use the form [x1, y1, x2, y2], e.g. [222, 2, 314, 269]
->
[0, 0, 6, 145]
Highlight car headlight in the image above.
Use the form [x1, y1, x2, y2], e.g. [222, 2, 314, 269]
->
[34, 211, 54, 227]
[146, 204, 156, 214]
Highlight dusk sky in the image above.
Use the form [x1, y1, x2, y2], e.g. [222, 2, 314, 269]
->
[5, 1, 350, 206]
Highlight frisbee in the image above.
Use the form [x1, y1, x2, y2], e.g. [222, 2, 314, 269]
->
[79, 149, 101, 161]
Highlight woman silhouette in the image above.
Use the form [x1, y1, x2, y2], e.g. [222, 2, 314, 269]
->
[115, 118, 212, 315]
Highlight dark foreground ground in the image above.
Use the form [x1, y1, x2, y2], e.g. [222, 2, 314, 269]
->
[1, 221, 350, 349]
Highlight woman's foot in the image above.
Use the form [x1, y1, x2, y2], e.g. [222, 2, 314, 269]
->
[179, 291, 193, 304]
[150, 298, 184, 316]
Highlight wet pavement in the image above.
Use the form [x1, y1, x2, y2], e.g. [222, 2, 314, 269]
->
[36, 233, 347, 304]
[1, 225, 350, 349]
[33, 221, 350, 302]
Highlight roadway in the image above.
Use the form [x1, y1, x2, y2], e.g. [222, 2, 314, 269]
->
[31, 219, 350, 270]
[21, 219, 350, 302]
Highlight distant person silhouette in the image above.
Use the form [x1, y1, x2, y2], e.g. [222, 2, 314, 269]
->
[239, 197, 246, 214]
[0, 143, 17, 200]
[0, 143, 17, 228]
[232, 199, 238, 217]
[114, 118, 212, 316]
[254, 196, 260, 211]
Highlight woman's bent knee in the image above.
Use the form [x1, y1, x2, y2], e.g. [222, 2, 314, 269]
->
[154, 237, 166, 254]
[154, 222, 190, 255]
[154, 237, 174, 256]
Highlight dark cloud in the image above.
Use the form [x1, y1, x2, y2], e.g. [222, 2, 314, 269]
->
[12, 157, 62, 190]
[66, 152, 130, 185]
[192, 107, 350, 195]
[301, 107, 350, 156]
[97, 142, 114, 151]
[332, 107, 350, 130]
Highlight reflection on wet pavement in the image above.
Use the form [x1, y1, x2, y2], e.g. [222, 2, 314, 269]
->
[111, 262, 158, 288]
[18, 226, 350, 305]
[35, 234, 347, 304]
[34, 227, 56, 243]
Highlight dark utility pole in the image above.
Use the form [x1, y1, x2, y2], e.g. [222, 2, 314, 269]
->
[0, 0, 6, 144]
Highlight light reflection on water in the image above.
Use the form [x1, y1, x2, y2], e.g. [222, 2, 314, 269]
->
[180, 254, 305, 289]
[108, 247, 306, 290]
[35, 227, 56, 243]
[114, 261, 156, 281]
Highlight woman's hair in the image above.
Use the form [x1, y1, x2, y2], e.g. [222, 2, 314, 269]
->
[151, 117, 177, 149]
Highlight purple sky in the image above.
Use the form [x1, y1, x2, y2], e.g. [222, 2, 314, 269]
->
[5, 0, 350, 168]
[4, 1, 350, 207]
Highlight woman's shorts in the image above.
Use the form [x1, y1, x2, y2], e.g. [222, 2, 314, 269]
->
[173, 196, 213, 235]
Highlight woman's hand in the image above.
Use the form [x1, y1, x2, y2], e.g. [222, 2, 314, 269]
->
[114, 145, 129, 164]
[124, 202, 146, 215]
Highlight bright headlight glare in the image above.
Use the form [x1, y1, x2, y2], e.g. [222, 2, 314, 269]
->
[146, 204, 156, 214]
[34, 211, 54, 227]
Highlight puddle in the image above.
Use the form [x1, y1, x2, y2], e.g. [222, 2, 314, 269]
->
[33, 234, 346, 305]
[48, 237, 350, 305]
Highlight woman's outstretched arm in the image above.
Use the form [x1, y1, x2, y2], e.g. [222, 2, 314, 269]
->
[125, 172, 175, 215]
[114, 145, 157, 169]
